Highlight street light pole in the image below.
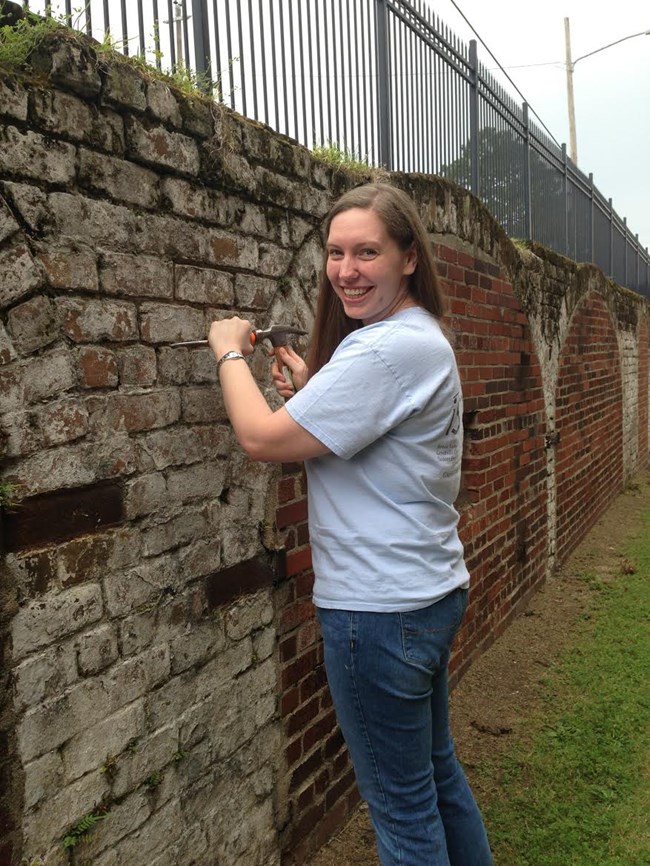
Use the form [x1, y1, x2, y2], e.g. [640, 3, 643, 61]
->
[564, 19, 650, 165]
[564, 18, 577, 163]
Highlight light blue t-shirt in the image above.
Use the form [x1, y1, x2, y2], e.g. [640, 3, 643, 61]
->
[285, 306, 470, 612]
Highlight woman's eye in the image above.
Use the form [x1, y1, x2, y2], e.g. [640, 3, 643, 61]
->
[328, 249, 343, 259]
[360, 248, 377, 257]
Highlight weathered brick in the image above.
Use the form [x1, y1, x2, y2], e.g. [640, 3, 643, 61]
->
[49, 192, 137, 251]
[31, 34, 102, 97]
[235, 273, 278, 310]
[99, 251, 173, 299]
[80, 150, 159, 208]
[80, 790, 151, 861]
[123, 472, 168, 520]
[140, 426, 206, 470]
[102, 61, 147, 111]
[189, 348, 220, 384]
[126, 115, 200, 175]
[142, 508, 209, 557]
[105, 645, 171, 714]
[0, 125, 76, 185]
[13, 643, 78, 712]
[2, 181, 49, 235]
[6, 295, 59, 354]
[140, 302, 205, 344]
[31, 89, 123, 151]
[87, 389, 180, 435]
[23, 766, 109, 854]
[169, 620, 225, 675]
[175, 264, 234, 305]
[23, 751, 64, 811]
[225, 593, 275, 642]
[146, 79, 183, 126]
[0, 240, 44, 308]
[0, 74, 28, 120]
[59, 297, 138, 342]
[57, 534, 117, 588]
[177, 538, 221, 582]
[161, 176, 227, 221]
[116, 344, 157, 386]
[37, 245, 100, 292]
[78, 345, 119, 388]
[33, 397, 90, 447]
[257, 241, 294, 278]
[205, 230, 259, 270]
[4, 482, 122, 552]
[165, 460, 227, 504]
[0, 324, 17, 364]
[22, 347, 77, 403]
[113, 794, 182, 862]
[181, 385, 226, 423]
[0, 198, 20, 244]
[11, 583, 103, 660]
[61, 701, 145, 782]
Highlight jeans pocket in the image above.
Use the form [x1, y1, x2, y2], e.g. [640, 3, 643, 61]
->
[400, 588, 468, 671]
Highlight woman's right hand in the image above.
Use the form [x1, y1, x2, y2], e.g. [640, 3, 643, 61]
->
[271, 345, 309, 399]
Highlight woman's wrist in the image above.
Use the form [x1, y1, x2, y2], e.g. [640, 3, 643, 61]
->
[215, 349, 248, 373]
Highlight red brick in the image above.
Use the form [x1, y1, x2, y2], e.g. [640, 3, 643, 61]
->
[276, 499, 308, 529]
[287, 546, 312, 576]
[78, 345, 118, 388]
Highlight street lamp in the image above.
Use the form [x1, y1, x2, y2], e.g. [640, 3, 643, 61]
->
[564, 18, 650, 164]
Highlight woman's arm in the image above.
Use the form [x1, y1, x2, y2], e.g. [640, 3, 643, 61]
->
[209, 318, 328, 463]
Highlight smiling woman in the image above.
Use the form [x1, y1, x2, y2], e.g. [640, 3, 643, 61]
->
[208, 182, 494, 866]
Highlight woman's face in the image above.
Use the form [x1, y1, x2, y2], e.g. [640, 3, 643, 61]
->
[326, 208, 417, 325]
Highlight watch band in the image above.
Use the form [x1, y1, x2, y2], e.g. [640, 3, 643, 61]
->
[216, 350, 247, 372]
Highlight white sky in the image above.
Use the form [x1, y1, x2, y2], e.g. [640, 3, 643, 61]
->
[436, 0, 650, 250]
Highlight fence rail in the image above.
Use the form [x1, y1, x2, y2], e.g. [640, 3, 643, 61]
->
[20, 0, 650, 297]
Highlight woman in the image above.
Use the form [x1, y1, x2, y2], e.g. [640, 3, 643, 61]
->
[208, 183, 493, 866]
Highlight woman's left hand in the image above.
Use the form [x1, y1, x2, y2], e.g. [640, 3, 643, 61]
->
[208, 317, 255, 359]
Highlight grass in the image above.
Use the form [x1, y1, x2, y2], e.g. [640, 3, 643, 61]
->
[476, 511, 650, 866]
[0, 5, 216, 96]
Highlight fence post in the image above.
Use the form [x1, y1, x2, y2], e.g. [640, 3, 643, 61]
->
[608, 197, 614, 278]
[588, 172, 594, 265]
[623, 217, 628, 286]
[191, 0, 212, 90]
[522, 102, 532, 241]
[562, 144, 569, 257]
[469, 40, 479, 197]
[375, 0, 392, 169]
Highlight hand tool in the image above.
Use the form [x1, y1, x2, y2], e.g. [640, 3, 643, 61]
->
[169, 324, 307, 349]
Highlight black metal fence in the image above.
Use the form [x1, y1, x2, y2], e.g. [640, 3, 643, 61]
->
[22, 0, 650, 296]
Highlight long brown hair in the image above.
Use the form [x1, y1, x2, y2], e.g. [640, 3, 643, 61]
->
[306, 183, 445, 375]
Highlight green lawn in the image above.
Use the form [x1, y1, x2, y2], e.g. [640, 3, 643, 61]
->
[477, 510, 650, 866]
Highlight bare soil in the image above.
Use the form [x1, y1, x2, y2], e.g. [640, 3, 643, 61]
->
[306, 470, 650, 866]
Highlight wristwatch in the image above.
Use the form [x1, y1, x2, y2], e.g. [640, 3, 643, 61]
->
[216, 350, 247, 372]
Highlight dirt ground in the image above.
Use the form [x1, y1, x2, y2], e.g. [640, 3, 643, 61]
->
[306, 469, 650, 866]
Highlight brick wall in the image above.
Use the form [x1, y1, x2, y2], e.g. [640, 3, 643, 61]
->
[0, 26, 649, 866]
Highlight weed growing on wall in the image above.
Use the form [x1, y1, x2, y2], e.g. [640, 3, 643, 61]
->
[62, 809, 107, 849]
[0, 7, 63, 69]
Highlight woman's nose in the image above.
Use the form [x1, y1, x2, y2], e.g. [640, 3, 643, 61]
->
[339, 255, 357, 280]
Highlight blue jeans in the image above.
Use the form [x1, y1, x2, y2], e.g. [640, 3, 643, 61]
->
[317, 588, 493, 866]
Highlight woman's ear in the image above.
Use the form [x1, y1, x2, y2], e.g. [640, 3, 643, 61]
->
[403, 244, 417, 276]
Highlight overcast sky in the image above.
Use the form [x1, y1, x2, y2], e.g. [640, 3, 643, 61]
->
[436, 0, 650, 250]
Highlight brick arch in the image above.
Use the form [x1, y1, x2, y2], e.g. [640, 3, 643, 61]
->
[555, 292, 623, 565]
[440, 243, 548, 674]
[640, 314, 649, 464]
